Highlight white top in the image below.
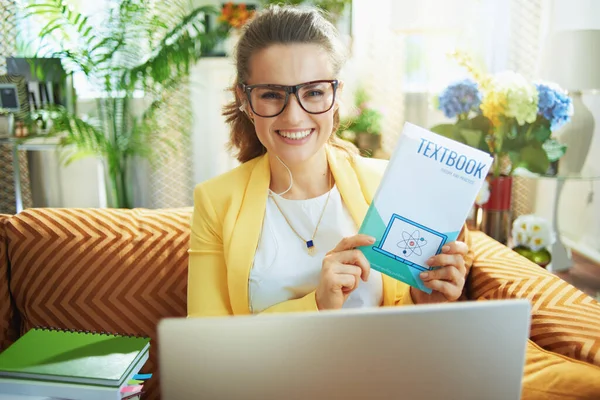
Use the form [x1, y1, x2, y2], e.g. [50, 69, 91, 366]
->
[249, 185, 383, 313]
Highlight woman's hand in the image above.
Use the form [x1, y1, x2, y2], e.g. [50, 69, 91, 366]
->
[316, 234, 375, 310]
[410, 241, 469, 305]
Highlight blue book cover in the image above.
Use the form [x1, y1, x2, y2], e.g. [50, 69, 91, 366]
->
[358, 122, 493, 293]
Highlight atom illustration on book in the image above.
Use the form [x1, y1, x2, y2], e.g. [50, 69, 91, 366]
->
[397, 230, 428, 257]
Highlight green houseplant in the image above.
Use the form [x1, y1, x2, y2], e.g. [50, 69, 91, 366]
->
[24, 0, 219, 208]
[430, 51, 573, 244]
[339, 86, 383, 157]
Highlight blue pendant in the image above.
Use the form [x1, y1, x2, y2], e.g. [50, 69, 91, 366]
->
[306, 240, 316, 255]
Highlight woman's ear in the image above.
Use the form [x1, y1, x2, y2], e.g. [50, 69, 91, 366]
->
[236, 87, 253, 118]
[235, 86, 246, 111]
[236, 84, 255, 123]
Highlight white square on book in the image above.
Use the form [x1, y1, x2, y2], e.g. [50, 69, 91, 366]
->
[378, 214, 446, 270]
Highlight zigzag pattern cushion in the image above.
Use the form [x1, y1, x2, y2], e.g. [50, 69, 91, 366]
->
[0, 214, 17, 351]
[468, 231, 600, 368]
[6, 208, 193, 400]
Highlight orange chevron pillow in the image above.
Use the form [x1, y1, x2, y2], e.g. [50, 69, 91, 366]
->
[522, 339, 600, 399]
[0, 214, 17, 351]
[5, 208, 193, 400]
[468, 231, 600, 368]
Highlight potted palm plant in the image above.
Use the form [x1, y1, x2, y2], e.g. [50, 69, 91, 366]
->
[24, 0, 220, 208]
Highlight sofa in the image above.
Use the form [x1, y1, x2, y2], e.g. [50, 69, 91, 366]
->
[1, 207, 600, 400]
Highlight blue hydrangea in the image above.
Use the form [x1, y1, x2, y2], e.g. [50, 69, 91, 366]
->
[437, 79, 482, 119]
[535, 82, 573, 130]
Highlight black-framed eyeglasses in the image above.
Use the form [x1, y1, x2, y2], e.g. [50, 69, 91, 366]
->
[240, 79, 339, 118]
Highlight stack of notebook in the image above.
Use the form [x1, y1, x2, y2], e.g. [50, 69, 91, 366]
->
[0, 327, 150, 400]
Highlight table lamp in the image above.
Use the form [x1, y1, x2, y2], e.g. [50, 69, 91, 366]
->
[538, 29, 600, 176]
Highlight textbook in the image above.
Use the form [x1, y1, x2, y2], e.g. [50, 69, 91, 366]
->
[358, 122, 493, 293]
[0, 327, 150, 400]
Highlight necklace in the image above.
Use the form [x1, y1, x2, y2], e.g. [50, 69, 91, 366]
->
[269, 171, 332, 256]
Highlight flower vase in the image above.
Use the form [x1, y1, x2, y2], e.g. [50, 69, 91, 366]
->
[474, 175, 513, 244]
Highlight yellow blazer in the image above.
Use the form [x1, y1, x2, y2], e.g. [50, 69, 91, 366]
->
[187, 145, 471, 317]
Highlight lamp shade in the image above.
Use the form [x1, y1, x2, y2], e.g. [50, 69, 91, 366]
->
[538, 29, 600, 91]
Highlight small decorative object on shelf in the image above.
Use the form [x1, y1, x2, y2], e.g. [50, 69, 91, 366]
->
[0, 108, 14, 136]
[511, 214, 556, 268]
[431, 51, 574, 244]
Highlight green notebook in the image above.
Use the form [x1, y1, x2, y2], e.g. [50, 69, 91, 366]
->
[0, 327, 150, 387]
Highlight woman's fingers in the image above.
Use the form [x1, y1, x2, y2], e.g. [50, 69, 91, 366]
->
[420, 266, 464, 286]
[336, 273, 359, 293]
[441, 241, 469, 256]
[326, 249, 371, 281]
[327, 234, 376, 254]
[423, 279, 461, 301]
[318, 236, 375, 311]
[426, 254, 466, 276]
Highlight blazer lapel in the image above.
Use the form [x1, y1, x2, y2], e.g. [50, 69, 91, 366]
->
[227, 155, 270, 315]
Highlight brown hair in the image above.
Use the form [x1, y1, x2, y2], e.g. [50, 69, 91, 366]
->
[223, 5, 358, 163]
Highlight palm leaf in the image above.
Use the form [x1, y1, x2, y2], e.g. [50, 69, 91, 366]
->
[26, 0, 95, 41]
[26, 0, 125, 82]
[121, 5, 218, 91]
[40, 105, 109, 165]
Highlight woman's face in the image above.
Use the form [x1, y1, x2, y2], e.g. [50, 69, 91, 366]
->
[241, 43, 341, 166]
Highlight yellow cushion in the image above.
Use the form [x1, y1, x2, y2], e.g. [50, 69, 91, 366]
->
[523, 339, 600, 399]
[468, 231, 600, 368]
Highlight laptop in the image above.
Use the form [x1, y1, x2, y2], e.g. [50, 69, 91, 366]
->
[373, 213, 448, 272]
[158, 299, 531, 400]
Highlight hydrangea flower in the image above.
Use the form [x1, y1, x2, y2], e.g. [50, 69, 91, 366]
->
[482, 71, 538, 126]
[437, 79, 482, 119]
[535, 82, 574, 131]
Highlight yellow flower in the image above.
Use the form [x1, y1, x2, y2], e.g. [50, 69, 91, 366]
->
[449, 52, 538, 127]
[448, 50, 490, 89]
[480, 89, 507, 126]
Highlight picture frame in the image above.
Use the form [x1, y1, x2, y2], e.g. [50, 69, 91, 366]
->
[0, 75, 30, 121]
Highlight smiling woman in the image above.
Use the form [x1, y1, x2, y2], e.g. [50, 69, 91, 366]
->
[188, 4, 472, 318]
[184, 7, 600, 397]
[222, 6, 355, 165]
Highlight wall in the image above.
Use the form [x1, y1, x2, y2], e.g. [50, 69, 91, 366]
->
[189, 57, 239, 186]
[532, 0, 600, 261]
